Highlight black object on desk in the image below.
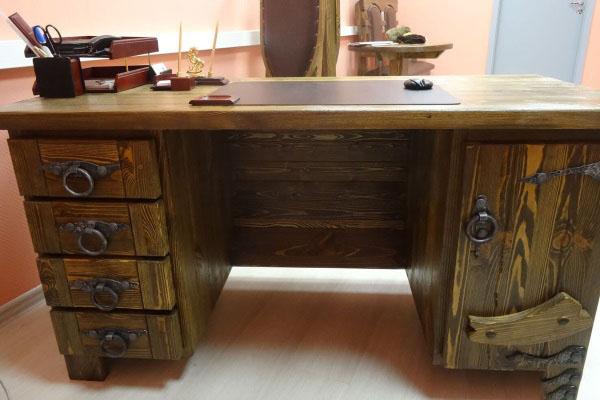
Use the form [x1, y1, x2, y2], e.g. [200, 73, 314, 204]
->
[32, 57, 84, 98]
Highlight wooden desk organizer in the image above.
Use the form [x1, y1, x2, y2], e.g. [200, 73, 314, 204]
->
[32, 57, 85, 98]
[82, 66, 151, 93]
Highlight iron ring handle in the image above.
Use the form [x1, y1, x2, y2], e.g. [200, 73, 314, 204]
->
[62, 166, 95, 197]
[466, 211, 499, 244]
[90, 282, 120, 311]
[77, 227, 108, 256]
[99, 332, 129, 358]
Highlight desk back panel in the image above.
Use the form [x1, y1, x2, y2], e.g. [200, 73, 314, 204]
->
[228, 130, 409, 268]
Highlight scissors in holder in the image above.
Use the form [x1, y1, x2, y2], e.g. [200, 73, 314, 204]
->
[33, 24, 62, 56]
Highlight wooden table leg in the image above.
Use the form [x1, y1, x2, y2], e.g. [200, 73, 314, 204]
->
[389, 57, 408, 75]
[358, 55, 369, 75]
[64, 355, 109, 381]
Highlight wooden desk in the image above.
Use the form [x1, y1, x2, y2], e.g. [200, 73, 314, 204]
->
[348, 42, 453, 75]
[1, 76, 599, 399]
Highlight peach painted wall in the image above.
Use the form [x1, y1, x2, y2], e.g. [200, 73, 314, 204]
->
[583, 1, 600, 89]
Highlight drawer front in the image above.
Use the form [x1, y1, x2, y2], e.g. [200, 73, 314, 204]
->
[38, 257, 176, 311]
[24, 200, 169, 257]
[445, 143, 600, 371]
[50, 309, 183, 360]
[8, 139, 161, 199]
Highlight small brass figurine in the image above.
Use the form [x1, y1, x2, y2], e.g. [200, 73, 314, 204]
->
[186, 47, 205, 76]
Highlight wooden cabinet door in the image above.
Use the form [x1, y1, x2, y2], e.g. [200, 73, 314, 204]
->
[444, 143, 600, 371]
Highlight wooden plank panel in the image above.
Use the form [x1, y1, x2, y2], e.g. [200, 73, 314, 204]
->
[138, 259, 176, 310]
[24, 201, 61, 254]
[37, 258, 72, 307]
[233, 227, 406, 268]
[63, 259, 143, 309]
[445, 143, 600, 373]
[230, 140, 408, 162]
[50, 201, 134, 256]
[146, 312, 184, 360]
[7, 138, 47, 196]
[227, 131, 409, 142]
[50, 309, 84, 355]
[128, 201, 170, 257]
[160, 131, 232, 355]
[233, 161, 407, 182]
[38, 139, 125, 198]
[76, 312, 152, 359]
[233, 181, 406, 222]
[118, 140, 162, 198]
[25, 200, 168, 257]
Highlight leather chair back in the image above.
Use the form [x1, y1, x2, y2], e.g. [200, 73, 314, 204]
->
[261, 0, 321, 77]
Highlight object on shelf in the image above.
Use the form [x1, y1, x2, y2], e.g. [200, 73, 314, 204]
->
[189, 95, 239, 106]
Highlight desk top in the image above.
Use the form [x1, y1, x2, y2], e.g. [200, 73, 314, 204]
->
[1, 75, 599, 131]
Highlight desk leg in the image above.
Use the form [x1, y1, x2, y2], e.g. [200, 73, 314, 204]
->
[389, 57, 408, 75]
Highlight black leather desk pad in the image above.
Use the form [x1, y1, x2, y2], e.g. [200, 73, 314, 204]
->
[209, 80, 460, 105]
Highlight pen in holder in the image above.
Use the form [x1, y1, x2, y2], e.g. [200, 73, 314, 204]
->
[32, 57, 85, 98]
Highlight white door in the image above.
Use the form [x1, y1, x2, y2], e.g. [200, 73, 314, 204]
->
[488, 0, 595, 82]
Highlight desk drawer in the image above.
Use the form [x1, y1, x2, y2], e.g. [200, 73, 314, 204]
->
[8, 139, 161, 199]
[24, 200, 169, 257]
[38, 257, 176, 311]
[50, 309, 183, 360]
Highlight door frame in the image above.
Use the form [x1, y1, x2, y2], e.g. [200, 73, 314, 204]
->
[486, 0, 597, 83]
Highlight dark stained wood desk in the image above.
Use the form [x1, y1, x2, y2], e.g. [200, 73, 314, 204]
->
[1, 76, 599, 399]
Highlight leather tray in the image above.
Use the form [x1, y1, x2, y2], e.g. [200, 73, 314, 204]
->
[209, 80, 460, 105]
[25, 36, 158, 59]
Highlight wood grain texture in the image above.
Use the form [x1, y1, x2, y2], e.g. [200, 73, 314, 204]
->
[24, 200, 169, 257]
[128, 201, 170, 257]
[138, 259, 176, 310]
[37, 258, 175, 311]
[117, 140, 162, 198]
[37, 258, 72, 307]
[2, 76, 600, 131]
[24, 201, 61, 254]
[468, 292, 593, 346]
[445, 142, 600, 372]
[233, 227, 406, 267]
[76, 311, 152, 359]
[160, 131, 232, 356]
[406, 130, 462, 365]
[50, 309, 85, 355]
[7, 138, 47, 196]
[7, 138, 161, 199]
[63, 355, 109, 381]
[146, 312, 184, 360]
[229, 130, 408, 268]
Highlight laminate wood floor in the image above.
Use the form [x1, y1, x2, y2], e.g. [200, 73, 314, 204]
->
[0, 268, 598, 400]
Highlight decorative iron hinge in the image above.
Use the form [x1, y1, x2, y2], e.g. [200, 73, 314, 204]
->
[522, 161, 600, 185]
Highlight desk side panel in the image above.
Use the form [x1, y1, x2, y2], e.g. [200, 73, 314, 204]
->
[159, 131, 233, 354]
[407, 130, 463, 364]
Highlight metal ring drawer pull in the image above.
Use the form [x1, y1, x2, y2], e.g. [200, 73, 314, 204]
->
[62, 166, 94, 197]
[42, 161, 120, 197]
[60, 221, 128, 256]
[83, 328, 147, 358]
[465, 195, 499, 245]
[64, 221, 127, 256]
[71, 278, 139, 311]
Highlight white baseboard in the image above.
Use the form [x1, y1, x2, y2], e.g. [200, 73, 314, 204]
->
[0, 26, 358, 70]
[0, 285, 43, 327]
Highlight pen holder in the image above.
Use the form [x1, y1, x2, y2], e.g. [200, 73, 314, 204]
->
[32, 57, 85, 98]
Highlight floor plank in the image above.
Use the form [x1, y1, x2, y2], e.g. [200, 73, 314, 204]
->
[0, 267, 596, 400]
